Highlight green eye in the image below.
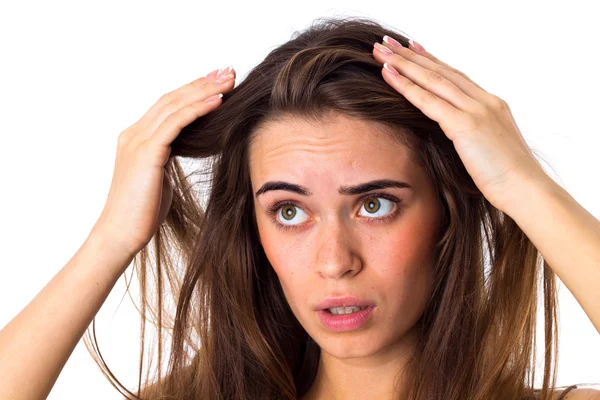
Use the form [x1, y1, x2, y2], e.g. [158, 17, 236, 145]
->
[281, 205, 296, 220]
[276, 204, 309, 227]
[359, 197, 394, 218]
[364, 198, 381, 213]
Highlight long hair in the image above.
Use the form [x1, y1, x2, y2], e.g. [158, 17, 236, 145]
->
[83, 16, 580, 399]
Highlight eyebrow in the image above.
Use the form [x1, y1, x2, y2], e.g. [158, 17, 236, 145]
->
[255, 179, 413, 198]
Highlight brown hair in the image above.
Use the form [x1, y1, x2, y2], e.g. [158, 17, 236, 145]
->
[83, 16, 584, 399]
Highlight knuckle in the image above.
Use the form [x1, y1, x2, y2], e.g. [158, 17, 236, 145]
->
[432, 64, 449, 76]
[117, 130, 133, 147]
[421, 90, 439, 104]
[162, 98, 185, 116]
[187, 101, 209, 118]
[162, 108, 185, 127]
[399, 48, 416, 61]
[487, 94, 506, 110]
[180, 102, 201, 117]
[402, 78, 417, 91]
[157, 91, 173, 105]
[486, 94, 508, 113]
[190, 78, 209, 91]
[425, 70, 445, 84]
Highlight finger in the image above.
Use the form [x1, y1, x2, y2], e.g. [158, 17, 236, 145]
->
[142, 71, 235, 138]
[149, 93, 224, 149]
[379, 60, 466, 139]
[403, 41, 501, 110]
[406, 41, 487, 92]
[374, 42, 480, 113]
[136, 67, 232, 131]
[132, 74, 211, 130]
[377, 40, 491, 109]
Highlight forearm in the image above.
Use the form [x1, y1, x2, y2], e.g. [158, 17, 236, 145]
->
[0, 232, 134, 400]
[502, 178, 600, 334]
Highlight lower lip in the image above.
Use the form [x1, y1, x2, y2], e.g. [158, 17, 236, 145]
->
[317, 306, 376, 332]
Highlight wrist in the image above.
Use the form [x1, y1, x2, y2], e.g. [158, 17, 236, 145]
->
[499, 173, 559, 219]
[84, 227, 137, 273]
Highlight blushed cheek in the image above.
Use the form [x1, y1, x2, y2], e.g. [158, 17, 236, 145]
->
[373, 221, 436, 292]
[260, 230, 302, 293]
[259, 230, 315, 319]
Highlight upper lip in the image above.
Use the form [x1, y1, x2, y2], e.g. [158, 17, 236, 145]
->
[315, 296, 376, 311]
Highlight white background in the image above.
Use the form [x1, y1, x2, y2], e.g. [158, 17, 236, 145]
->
[1, 1, 599, 398]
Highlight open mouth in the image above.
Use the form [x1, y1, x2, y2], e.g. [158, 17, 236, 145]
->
[317, 306, 375, 331]
[324, 306, 369, 315]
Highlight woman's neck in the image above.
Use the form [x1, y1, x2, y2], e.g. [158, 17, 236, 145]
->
[300, 325, 419, 400]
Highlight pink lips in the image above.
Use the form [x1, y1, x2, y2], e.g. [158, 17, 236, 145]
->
[314, 296, 377, 332]
[317, 306, 376, 332]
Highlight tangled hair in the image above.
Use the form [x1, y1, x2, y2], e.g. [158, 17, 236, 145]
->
[83, 16, 584, 399]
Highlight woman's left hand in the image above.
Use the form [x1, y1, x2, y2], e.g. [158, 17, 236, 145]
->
[372, 36, 550, 212]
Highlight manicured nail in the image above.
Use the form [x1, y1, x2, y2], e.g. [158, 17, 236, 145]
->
[205, 93, 223, 102]
[383, 35, 403, 48]
[383, 62, 400, 76]
[216, 66, 233, 79]
[374, 42, 393, 55]
[408, 39, 426, 53]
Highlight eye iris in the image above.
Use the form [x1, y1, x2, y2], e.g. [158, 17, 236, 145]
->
[365, 198, 380, 213]
[281, 205, 296, 220]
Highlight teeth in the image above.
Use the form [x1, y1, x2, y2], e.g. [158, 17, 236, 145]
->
[327, 306, 367, 315]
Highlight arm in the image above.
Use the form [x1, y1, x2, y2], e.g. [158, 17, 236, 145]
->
[0, 230, 134, 400]
[502, 177, 600, 334]
[0, 66, 235, 400]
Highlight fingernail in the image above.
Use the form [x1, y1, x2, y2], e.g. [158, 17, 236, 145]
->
[205, 93, 223, 103]
[374, 42, 393, 55]
[383, 62, 400, 76]
[383, 35, 403, 48]
[216, 66, 233, 79]
[408, 39, 426, 53]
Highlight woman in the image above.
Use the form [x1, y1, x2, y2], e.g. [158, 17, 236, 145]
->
[0, 16, 598, 399]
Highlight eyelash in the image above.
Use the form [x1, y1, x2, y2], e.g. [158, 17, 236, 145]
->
[265, 193, 402, 232]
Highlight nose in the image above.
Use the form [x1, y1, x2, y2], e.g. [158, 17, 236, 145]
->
[315, 217, 363, 280]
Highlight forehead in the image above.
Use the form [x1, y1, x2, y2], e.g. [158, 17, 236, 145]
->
[248, 113, 420, 183]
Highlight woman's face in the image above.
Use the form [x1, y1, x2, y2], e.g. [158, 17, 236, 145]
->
[248, 113, 443, 360]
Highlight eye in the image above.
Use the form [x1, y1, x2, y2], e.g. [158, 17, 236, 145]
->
[276, 204, 310, 227]
[265, 193, 401, 232]
[358, 196, 396, 218]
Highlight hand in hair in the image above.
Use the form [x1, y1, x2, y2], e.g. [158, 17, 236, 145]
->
[90, 66, 236, 259]
[372, 37, 600, 336]
[372, 36, 549, 214]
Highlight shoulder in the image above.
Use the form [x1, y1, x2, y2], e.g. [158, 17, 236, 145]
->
[553, 388, 600, 399]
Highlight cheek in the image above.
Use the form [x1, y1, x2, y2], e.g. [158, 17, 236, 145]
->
[369, 214, 431, 263]
[257, 220, 311, 303]
[371, 217, 435, 315]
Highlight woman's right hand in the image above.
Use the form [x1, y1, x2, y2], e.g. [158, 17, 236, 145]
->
[90, 66, 236, 259]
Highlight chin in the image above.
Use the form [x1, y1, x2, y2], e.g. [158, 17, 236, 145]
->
[313, 330, 382, 359]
